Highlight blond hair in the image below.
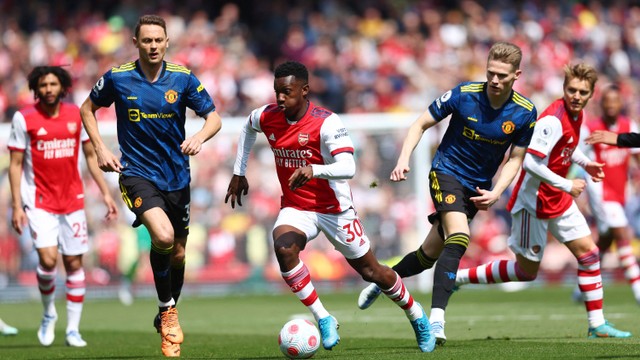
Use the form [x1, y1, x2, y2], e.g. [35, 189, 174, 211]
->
[563, 63, 598, 92]
[487, 42, 522, 70]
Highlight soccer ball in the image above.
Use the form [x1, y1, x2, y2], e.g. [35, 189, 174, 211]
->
[278, 318, 320, 359]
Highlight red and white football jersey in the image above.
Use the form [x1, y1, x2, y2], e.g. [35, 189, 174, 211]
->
[250, 102, 355, 214]
[583, 115, 639, 205]
[508, 99, 582, 219]
[7, 102, 88, 214]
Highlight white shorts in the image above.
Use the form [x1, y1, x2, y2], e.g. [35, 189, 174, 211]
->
[26, 208, 89, 256]
[508, 202, 591, 262]
[273, 207, 371, 259]
[586, 177, 628, 233]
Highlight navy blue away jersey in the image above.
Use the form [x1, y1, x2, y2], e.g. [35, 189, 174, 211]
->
[428, 82, 537, 191]
[90, 60, 215, 191]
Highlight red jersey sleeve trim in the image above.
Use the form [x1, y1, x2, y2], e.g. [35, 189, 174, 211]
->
[7, 146, 25, 152]
[330, 147, 354, 156]
[526, 148, 546, 159]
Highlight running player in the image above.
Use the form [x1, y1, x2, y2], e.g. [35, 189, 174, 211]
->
[225, 61, 435, 353]
[358, 42, 537, 345]
[8, 65, 118, 347]
[80, 15, 223, 357]
[579, 85, 640, 303]
[454, 63, 631, 339]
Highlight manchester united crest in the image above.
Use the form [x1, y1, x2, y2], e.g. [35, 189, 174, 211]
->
[134, 197, 143, 208]
[502, 121, 515, 134]
[298, 133, 309, 146]
[445, 194, 456, 204]
[67, 122, 77, 134]
[165, 89, 178, 104]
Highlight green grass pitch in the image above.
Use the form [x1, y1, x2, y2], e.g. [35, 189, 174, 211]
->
[0, 283, 638, 359]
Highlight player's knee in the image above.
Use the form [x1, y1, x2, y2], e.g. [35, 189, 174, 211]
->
[515, 262, 538, 281]
[39, 259, 57, 271]
[152, 230, 175, 249]
[358, 266, 377, 283]
[273, 242, 300, 263]
[357, 262, 389, 284]
[171, 251, 185, 266]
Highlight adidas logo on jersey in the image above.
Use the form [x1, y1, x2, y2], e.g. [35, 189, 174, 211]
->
[268, 133, 276, 141]
[37, 127, 48, 136]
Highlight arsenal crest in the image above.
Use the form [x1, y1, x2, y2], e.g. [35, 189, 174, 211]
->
[298, 133, 309, 146]
[67, 122, 78, 134]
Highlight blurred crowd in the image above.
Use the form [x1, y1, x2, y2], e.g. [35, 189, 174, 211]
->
[2, 0, 640, 121]
[1, 0, 640, 291]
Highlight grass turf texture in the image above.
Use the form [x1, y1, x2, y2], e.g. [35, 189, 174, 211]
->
[0, 284, 638, 359]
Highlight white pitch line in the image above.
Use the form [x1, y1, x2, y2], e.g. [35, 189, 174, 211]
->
[348, 312, 630, 324]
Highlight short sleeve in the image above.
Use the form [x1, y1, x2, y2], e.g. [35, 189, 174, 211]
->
[321, 114, 354, 157]
[427, 85, 460, 122]
[89, 70, 116, 108]
[185, 73, 216, 118]
[7, 111, 27, 151]
[526, 115, 563, 159]
[512, 108, 537, 148]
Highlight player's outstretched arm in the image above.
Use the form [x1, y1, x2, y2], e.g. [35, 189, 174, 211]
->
[585, 130, 618, 146]
[523, 153, 576, 194]
[80, 97, 122, 172]
[8, 151, 26, 235]
[82, 141, 118, 221]
[571, 147, 605, 183]
[617, 132, 640, 147]
[390, 109, 438, 182]
[181, 110, 223, 156]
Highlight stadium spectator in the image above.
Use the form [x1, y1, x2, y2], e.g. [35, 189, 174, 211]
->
[7, 66, 118, 347]
[225, 60, 436, 353]
[358, 42, 537, 346]
[0, 1, 639, 122]
[579, 85, 640, 304]
[79, 14, 223, 357]
[454, 63, 632, 338]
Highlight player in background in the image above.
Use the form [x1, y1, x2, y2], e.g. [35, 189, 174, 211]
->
[8, 66, 118, 347]
[117, 224, 152, 306]
[576, 85, 640, 304]
[80, 15, 222, 357]
[454, 64, 631, 338]
[225, 61, 436, 353]
[0, 318, 18, 336]
[358, 42, 537, 345]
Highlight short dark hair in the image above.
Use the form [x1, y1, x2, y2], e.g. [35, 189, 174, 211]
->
[274, 61, 308, 83]
[27, 66, 72, 99]
[135, 14, 167, 38]
[600, 84, 621, 105]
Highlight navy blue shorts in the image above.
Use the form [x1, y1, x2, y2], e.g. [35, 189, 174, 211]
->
[119, 175, 190, 238]
[427, 170, 479, 224]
